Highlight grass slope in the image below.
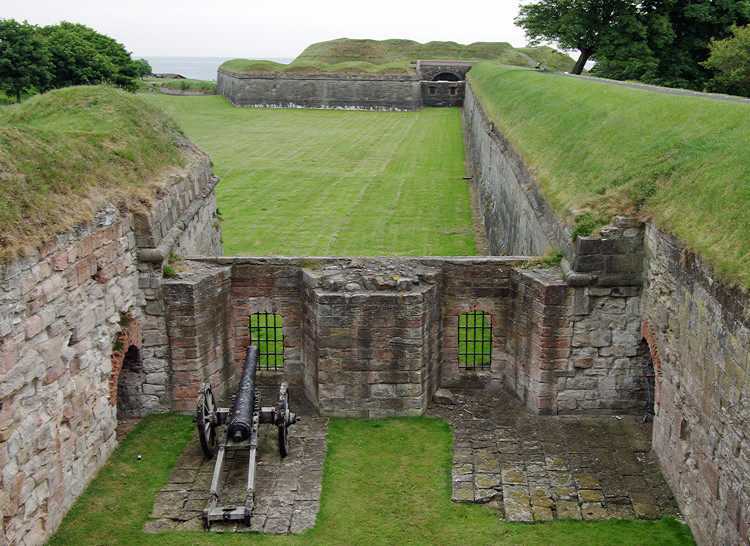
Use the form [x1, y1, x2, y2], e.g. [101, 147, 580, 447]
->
[52, 416, 694, 545]
[469, 62, 750, 286]
[221, 39, 576, 75]
[0, 86, 187, 261]
[144, 94, 477, 256]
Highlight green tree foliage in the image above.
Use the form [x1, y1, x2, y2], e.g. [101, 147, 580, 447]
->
[514, 0, 649, 75]
[0, 19, 52, 103]
[134, 58, 153, 78]
[42, 22, 139, 92]
[703, 25, 750, 96]
[594, 0, 750, 90]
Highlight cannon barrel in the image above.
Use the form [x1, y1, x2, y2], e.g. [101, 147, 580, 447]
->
[227, 345, 259, 442]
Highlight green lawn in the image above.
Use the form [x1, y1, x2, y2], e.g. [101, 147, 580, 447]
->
[51, 416, 693, 545]
[143, 94, 477, 257]
[469, 62, 750, 287]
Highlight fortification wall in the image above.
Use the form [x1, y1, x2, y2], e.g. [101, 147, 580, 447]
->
[644, 225, 750, 545]
[464, 82, 750, 543]
[0, 151, 221, 545]
[463, 85, 568, 256]
[162, 256, 527, 418]
[216, 69, 423, 111]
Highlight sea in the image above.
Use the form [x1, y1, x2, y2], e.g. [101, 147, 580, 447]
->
[142, 56, 295, 81]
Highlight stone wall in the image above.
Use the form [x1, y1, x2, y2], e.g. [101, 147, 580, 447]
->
[162, 256, 530, 418]
[160, 255, 653, 419]
[643, 225, 750, 545]
[216, 70, 423, 111]
[421, 81, 464, 107]
[463, 84, 569, 256]
[0, 149, 221, 545]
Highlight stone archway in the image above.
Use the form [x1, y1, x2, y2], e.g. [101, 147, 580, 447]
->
[432, 72, 461, 82]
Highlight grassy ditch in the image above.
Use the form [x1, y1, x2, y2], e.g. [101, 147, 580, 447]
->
[51, 416, 694, 545]
[468, 63, 750, 287]
[143, 94, 478, 256]
[0, 86, 188, 262]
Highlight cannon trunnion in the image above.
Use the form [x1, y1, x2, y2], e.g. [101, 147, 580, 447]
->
[195, 345, 298, 528]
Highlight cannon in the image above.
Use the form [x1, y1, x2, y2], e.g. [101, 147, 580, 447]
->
[195, 345, 298, 527]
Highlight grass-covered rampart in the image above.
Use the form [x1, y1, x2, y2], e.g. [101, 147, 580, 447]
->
[221, 39, 576, 76]
[0, 86, 189, 261]
[468, 63, 750, 287]
[220, 59, 416, 76]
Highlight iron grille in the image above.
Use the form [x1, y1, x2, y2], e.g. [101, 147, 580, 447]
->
[249, 312, 284, 370]
[458, 311, 492, 370]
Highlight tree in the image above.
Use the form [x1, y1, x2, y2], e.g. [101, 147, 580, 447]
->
[0, 19, 52, 102]
[41, 22, 139, 92]
[134, 58, 152, 78]
[594, 0, 750, 90]
[515, 0, 648, 75]
[703, 25, 750, 96]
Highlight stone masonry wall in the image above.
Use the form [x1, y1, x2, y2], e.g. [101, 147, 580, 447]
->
[163, 256, 533, 418]
[0, 149, 220, 545]
[217, 70, 423, 111]
[0, 212, 136, 545]
[464, 84, 569, 257]
[644, 224, 750, 545]
[301, 261, 442, 418]
[129, 153, 222, 418]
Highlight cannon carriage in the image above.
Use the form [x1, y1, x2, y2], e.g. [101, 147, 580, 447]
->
[195, 345, 298, 528]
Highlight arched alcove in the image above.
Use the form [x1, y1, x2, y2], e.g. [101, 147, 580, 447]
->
[116, 345, 146, 419]
[432, 72, 461, 82]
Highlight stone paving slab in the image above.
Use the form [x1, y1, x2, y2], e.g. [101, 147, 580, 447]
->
[426, 388, 679, 522]
[145, 387, 327, 534]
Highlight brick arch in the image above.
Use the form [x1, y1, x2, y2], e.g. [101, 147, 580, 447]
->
[641, 318, 662, 403]
[108, 312, 142, 405]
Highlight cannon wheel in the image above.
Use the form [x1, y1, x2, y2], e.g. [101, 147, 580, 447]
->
[197, 382, 218, 458]
[277, 385, 291, 457]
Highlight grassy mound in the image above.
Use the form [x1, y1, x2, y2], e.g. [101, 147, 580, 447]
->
[221, 39, 576, 75]
[469, 62, 750, 286]
[220, 59, 415, 75]
[0, 86, 189, 262]
[518, 46, 579, 72]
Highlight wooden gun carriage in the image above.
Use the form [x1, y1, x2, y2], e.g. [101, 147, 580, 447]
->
[195, 345, 298, 528]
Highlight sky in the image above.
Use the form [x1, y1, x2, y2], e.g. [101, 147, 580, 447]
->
[4, 0, 533, 59]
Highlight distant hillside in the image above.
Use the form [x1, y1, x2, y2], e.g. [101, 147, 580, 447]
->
[220, 39, 577, 75]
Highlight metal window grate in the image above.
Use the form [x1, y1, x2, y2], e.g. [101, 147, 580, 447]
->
[458, 311, 492, 370]
[249, 312, 284, 370]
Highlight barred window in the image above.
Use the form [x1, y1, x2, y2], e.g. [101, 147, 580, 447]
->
[458, 311, 492, 370]
[249, 312, 284, 370]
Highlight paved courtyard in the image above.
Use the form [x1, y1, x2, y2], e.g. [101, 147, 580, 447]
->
[426, 388, 679, 522]
[146, 384, 678, 534]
